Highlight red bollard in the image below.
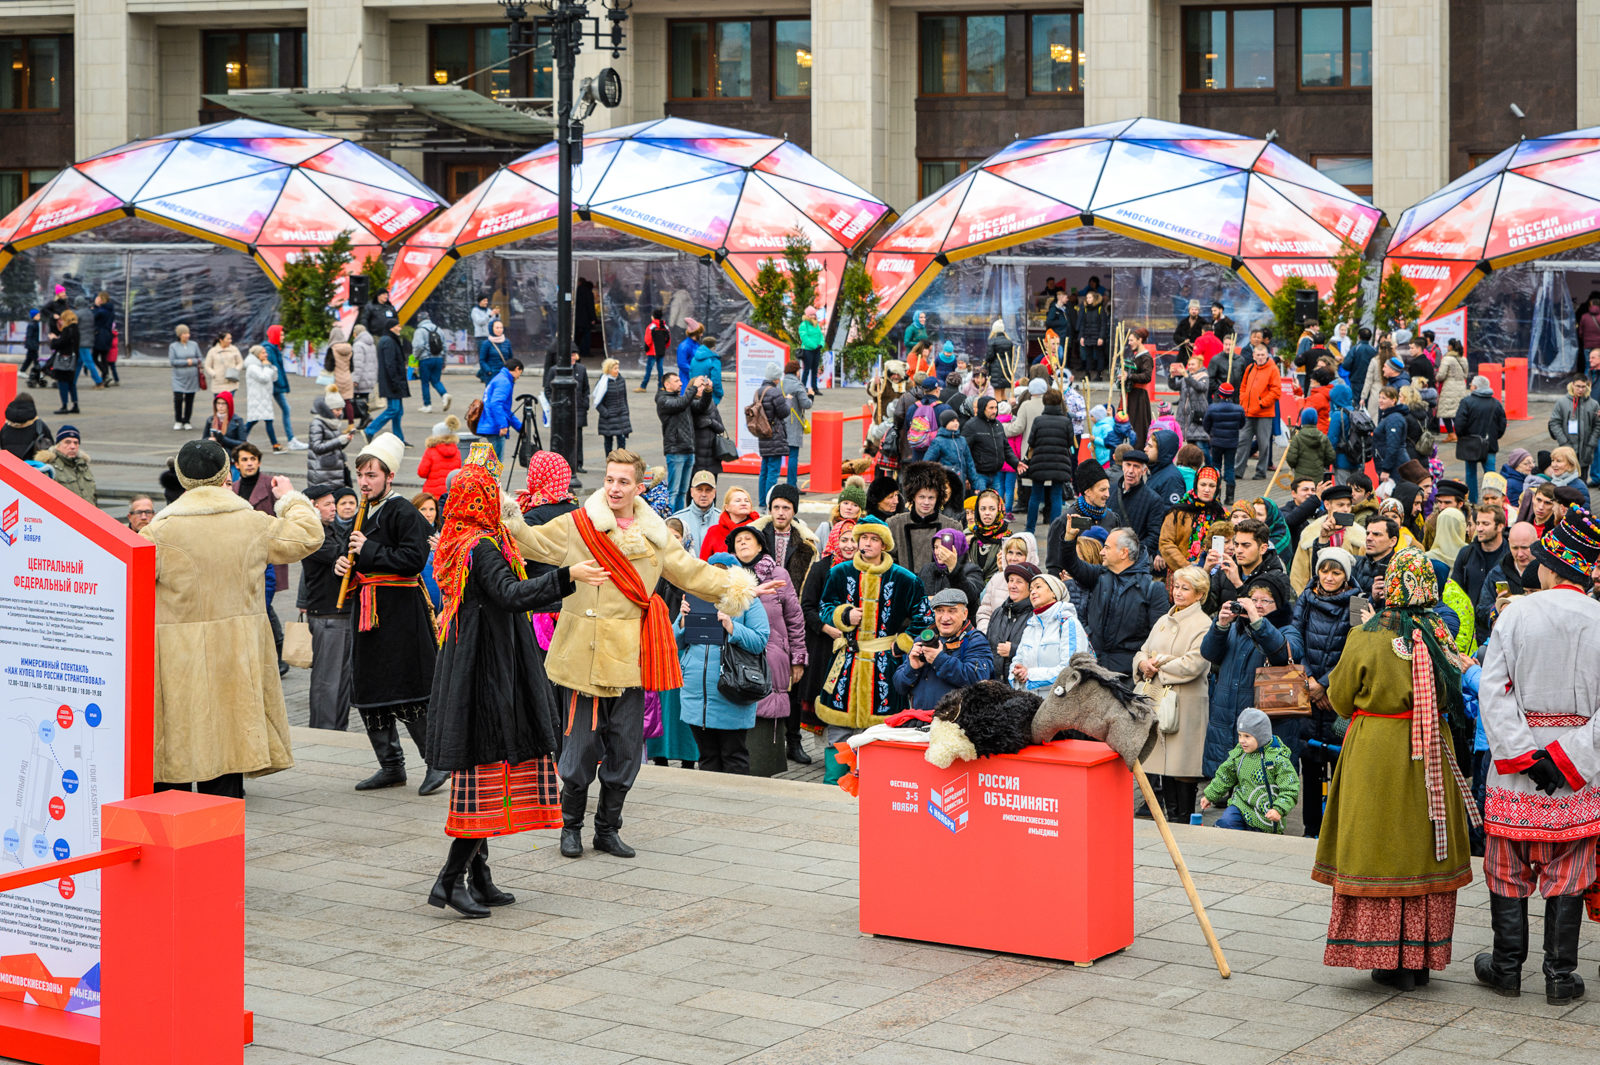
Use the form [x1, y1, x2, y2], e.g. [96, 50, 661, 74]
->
[1504, 357, 1528, 421]
[811, 410, 844, 494]
[1479, 362, 1503, 400]
[101, 792, 247, 1065]
[0, 364, 15, 411]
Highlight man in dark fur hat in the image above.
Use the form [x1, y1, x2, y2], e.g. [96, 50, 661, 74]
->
[887, 461, 961, 574]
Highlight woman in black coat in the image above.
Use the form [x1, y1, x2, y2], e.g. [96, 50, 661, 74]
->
[1020, 390, 1077, 534]
[1289, 547, 1356, 836]
[918, 526, 985, 616]
[983, 562, 1037, 680]
[50, 309, 81, 415]
[424, 455, 603, 918]
[801, 522, 855, 704]
[691, 391, 728, 476]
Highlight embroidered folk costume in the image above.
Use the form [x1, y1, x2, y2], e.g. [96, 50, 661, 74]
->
[817, 516, 930, 783]
[503, 463, 756, 859]
[423, 443, 573, 918]
[1313, 547, 1479, 991]
[1476, 509, 1600, 1003]
[346, 433, 448, 794]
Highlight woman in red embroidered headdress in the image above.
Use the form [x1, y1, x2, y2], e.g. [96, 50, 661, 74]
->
[424, 442, 606, 918]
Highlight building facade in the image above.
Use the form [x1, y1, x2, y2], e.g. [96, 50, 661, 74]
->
[0, 0, 1594, 224]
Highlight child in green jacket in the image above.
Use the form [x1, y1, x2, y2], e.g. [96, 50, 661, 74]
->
[1283, 407, 1335, 484]
[1200, 708, 1300, 833]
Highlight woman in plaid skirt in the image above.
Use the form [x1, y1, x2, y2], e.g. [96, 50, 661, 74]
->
[424, 443, 608, 918]
[1313, 547, 1479, 991]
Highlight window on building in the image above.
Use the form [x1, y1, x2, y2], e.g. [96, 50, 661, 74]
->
[0, 169, 57, 216]
[1300, 5, 1371, 88]
[428, 25, 553, 100]
[773, 19, 811, 98]
[202, 31, 305, 95]
[920, 160, 973, 198]
[1314, 154, 1372, 200]
[1029, 12, 1084, 94]
[919, 14, 1006, 95]
[668, 20, 751, 99]
[1, 36, 62, 111]
[1182, 7, 1274, 91]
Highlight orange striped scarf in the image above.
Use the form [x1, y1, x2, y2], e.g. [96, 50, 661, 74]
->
[572, 508, 683, 691]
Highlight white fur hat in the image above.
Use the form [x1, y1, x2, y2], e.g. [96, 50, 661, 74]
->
[356, 431, 406, 475]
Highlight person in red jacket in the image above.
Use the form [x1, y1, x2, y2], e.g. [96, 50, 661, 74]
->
[1238, 344, 1281, 480]
[699, 486, 757, 560]
[417, 415, 463, 499]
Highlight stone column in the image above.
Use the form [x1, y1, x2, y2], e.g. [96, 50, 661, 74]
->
[157, 26, 201, 135]
[1579, 0, 1600, 128]
[1082, 0, 1160, 126]
[884, 6, 916, 211]
[810, 0, 891, 199]
[623, 14, 667, 130]
[1371, 0, 1449, 219]
[73, 0, 158, 157]
[307, 0, 388, 89]
[388, 20, 428, 180]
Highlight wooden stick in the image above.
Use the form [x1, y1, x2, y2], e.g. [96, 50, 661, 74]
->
[335, 496, 368, 610]
[1133, 762, 1231, 979]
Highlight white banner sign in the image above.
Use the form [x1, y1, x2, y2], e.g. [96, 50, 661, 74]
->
[734, 323, 791, 459]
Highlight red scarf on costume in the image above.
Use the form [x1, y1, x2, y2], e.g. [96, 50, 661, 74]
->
[573, 508, 683, 691]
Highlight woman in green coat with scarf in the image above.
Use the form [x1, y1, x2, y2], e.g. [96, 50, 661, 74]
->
[1313, 547, 1480, 992]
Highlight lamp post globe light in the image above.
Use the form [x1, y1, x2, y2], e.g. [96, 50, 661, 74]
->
[499, 0, 629, 484]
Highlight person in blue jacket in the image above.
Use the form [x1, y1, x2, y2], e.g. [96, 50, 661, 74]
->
[677, 317, 706, 393]
[687, 337, 724, 405]
[676, 551, 770, 774]
[922, 411, 978, 495]
[474, 360, 523, 461]
[893, 588, 992, 710]
[1200, 570, 1300, 777]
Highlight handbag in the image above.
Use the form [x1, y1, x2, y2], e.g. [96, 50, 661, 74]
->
[1456, 432, 1487, 462]
[1254, 646, 1312, 718]
[717, 639, 771, 703]
[282, 618, 314, 669]
[1137, 676, 1180, 734]
[197, 369, 207, 391]
[714, 433, 740, 463]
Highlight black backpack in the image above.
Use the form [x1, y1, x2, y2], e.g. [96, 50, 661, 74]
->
[1334, 407, 1376, 466]
[425, 325, 444, 357]
[651, 324, 672, 359]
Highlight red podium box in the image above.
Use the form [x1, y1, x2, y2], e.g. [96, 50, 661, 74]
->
[856, 738, 1133, 963]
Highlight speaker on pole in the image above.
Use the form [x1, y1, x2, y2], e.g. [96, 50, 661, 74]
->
[347, 274, 371, 308]
[1294, 289, 1319, 330]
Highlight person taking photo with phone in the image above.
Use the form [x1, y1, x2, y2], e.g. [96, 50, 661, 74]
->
[1288, 484, 1368, 594]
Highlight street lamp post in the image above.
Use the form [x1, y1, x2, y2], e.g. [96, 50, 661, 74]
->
[500, 0, 627, 484]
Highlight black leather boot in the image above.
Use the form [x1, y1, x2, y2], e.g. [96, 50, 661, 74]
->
[786, 736, 813, 765]
[402, 716, 450, 796]
[467, 840, 515, 906]
[1474, 893, 1528, 997]
[560, 787, 585, 858]
[355, 723, 406, 790]
[428, 838, 490, 918]
[1544, 895, 1587, 1005]
[593, 787, 636, 858]
[1370, 968, 1416, 992]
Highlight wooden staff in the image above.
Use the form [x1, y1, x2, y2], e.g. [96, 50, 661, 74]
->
[334, 496, 369, 610]
[1132, 762, 1231, 979]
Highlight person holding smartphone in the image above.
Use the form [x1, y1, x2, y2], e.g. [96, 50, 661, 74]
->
[1288, 484, 1368, 595]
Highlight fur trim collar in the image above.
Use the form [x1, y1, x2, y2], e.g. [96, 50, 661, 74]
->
[425, 433, 461, 450]
[582, 489, 671, 548]
[751, 513, 816, 545]
[273, 491, 311, 518]
[152, 485, 254, 520]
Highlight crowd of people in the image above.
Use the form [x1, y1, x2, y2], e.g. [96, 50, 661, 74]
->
[31, 280, 1599, 1004]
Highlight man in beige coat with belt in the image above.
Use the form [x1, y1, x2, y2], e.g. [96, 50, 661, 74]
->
[503, 448, 772, 859]
[141, 439, 323, 796]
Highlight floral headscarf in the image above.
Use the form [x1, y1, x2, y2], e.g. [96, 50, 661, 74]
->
[1178, 467, 1225, 561]
[967, 489, 1008, 541]
[434, 442, 527, 641]
[1372, 546, 1479, 857]
[823, 518, 857, 564]
[516, 451, 574, 513]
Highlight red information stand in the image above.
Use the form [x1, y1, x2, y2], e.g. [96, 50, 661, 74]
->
[856, 738, 1133, 963]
